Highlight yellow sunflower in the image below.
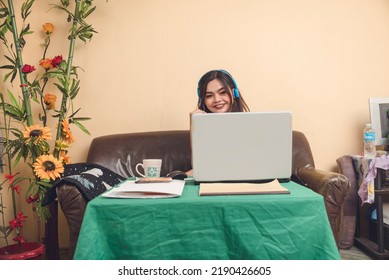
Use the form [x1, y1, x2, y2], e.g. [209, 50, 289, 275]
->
[33, 154, 64, 180]
[61, 119, 76, 144]
[23, 125, 52, 143]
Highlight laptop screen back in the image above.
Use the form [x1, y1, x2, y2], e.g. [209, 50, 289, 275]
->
[191, 111, 292, 183]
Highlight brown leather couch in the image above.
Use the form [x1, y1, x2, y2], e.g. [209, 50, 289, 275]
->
[57, 130, 349, 258]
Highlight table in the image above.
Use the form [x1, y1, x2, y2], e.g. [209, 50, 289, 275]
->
[74, 180, 340, 260]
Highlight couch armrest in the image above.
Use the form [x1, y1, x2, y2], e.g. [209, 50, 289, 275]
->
[296, 166, 350, 244]
[56, 183, 87, 259]
[336, 155, 360, 249]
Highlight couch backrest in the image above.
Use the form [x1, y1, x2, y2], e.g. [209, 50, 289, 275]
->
[86, 130, 192, 177]
[86, 130, 315, 179]
[292, 130, 315, 171]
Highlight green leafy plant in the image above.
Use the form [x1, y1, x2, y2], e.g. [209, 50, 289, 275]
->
[0, 0, 97, 248]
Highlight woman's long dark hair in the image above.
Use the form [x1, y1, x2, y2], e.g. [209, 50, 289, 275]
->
[197, 70, 250, 113]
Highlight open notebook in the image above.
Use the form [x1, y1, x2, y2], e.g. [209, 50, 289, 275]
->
[199, 179, 290, 196]
[102, 179, 185, 198]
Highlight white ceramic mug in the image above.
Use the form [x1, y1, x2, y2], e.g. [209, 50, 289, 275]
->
[135, 159, 162, 178]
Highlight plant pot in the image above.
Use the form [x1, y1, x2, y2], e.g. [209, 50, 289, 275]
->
[0, 242, 45, 260]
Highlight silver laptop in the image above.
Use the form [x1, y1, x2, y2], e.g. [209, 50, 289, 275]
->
[191, 111, 292, 183]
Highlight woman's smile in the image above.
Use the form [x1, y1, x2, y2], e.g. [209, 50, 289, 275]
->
[212, 102, 228, 111]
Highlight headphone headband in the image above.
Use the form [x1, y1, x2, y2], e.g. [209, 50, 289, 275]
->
[218, 70, 239, 98]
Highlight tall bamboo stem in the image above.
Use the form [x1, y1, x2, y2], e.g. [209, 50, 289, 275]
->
[7, 0, 33, 126]
[54, 0, 81, 158]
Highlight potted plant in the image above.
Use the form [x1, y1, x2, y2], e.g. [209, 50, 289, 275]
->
[0, 0, 98, 259]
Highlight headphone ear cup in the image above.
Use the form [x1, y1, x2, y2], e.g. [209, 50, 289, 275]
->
[197, 88, 205, 110]
[233, 88, 239, 99]
[218, 70, 239, 99]
[198, 99, 204, 110]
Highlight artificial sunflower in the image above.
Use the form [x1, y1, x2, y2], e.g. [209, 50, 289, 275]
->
[61, 119, 76, 144]
[33, 154, 64, 180]
[23, 125, 52, 143]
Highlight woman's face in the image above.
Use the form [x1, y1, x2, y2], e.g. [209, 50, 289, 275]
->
[203, 79, 233, 113]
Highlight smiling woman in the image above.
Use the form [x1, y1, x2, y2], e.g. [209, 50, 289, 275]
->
[186, 69, 251, 176]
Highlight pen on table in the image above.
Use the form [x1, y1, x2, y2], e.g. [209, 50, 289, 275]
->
[135, 177, 172, 184]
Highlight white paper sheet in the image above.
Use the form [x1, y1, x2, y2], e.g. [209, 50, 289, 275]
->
[102, 179, 185, 199]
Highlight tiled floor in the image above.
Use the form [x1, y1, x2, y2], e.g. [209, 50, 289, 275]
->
[59, 248, 71, 260]
[339, 246, 372, 260]
[41, 248, 71, 260]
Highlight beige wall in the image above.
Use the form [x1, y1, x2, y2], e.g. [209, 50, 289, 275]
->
[2, 0, 389, 248]
[81, 0, 389, 171]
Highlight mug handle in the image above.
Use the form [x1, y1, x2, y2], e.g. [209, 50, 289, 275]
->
[135, 163, 146, 177]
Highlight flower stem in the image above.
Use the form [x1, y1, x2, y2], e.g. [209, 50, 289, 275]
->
[7, 0, 33, 126]
[42, 36, 50, 60]
[0, 94, 20, 248]
[54, 0, 81, 158]
[0, 193, 9, 246]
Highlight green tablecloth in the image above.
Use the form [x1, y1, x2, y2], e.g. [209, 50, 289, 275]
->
[74, 180, 340, 260]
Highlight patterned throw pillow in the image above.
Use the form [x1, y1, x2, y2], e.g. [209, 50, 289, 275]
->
[42, 163, 125, 205]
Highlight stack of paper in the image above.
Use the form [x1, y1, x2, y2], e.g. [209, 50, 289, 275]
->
[102, 179, 185, 199]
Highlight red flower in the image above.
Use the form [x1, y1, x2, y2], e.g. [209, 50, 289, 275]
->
[11, 185, 20, 194]
[9, 219, 18, 229]
[27, 194, 39, 203]
[9, 212, 28, 229]
[22, 64, 36, 74]
[13, 235, 25, 243]
[51, 55, 63, 68]
[5, 173, 15, 184]
[16, 212, 27, 221]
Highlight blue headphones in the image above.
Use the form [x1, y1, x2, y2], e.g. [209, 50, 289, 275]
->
[197, 69, 240, 101]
